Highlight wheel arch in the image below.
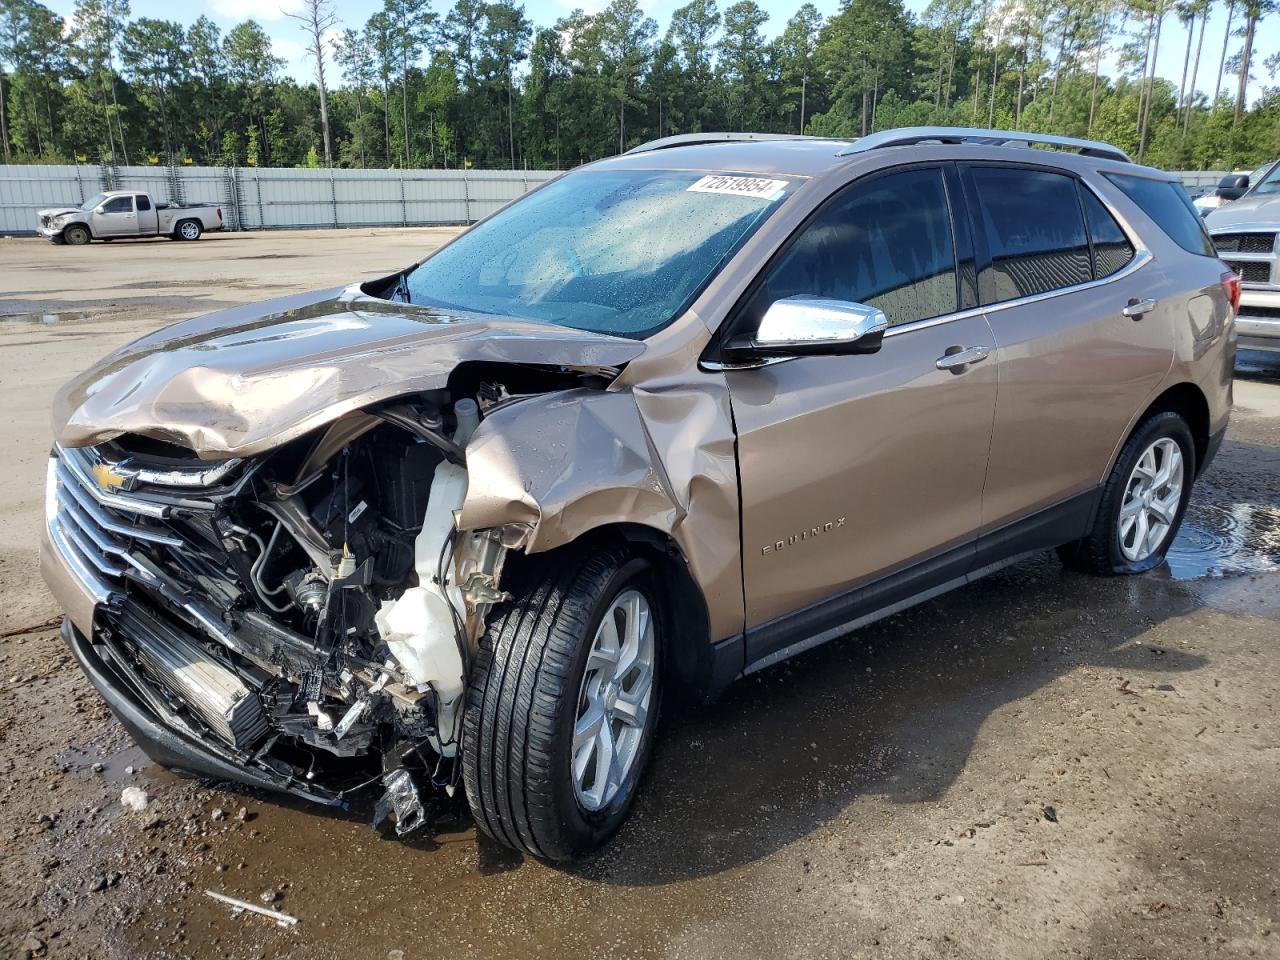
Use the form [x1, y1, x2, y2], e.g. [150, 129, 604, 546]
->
[1135, 382, 1211, 477]
[508, 521, 734, 701]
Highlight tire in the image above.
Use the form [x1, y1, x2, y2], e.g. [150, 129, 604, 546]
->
[174, 219, 202, 241]
[63, 224, 91, 246]
[1058, 411, 1196, 576]
[462, 546, 662, 861]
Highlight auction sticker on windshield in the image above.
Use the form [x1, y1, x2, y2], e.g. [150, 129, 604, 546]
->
[687, 175, 788, 200]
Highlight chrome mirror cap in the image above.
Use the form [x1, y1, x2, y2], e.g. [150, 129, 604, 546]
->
[755, 297, 889, 349]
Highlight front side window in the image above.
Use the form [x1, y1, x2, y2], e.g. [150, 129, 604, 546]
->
[752, 167, 958, 328]
[101, 196, 133, 214]
[1079, 186, 1135, 278]
[403, 169, 794, 339]
[1104, 172, 1215, 257]
[969, 167, 1092, 303]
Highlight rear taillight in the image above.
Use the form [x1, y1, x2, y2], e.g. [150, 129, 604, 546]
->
[217, 207, 223, 220]
[1221, 270, 1241, 314]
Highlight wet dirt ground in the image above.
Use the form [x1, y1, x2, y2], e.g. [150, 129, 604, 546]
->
[1, 231, 1278, 959]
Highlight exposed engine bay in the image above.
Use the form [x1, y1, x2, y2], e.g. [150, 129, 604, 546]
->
[50, 365, 592, 835]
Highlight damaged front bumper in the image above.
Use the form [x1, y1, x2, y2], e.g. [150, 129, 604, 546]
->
[61, 617, 345, 805]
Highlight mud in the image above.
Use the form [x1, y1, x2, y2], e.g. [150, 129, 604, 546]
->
[1, 232, 1278, 959]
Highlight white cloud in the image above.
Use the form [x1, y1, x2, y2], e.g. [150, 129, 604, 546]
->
[208, 0, 304, 22]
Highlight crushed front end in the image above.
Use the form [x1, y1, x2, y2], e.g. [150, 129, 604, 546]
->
[44, 394, 514, 834]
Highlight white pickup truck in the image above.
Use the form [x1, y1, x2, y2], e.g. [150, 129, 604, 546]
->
[37, 190, 224, 245]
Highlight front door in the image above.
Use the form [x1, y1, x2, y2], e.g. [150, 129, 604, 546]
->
[723, 166, 999, 638]
[91, 195, 136, 237]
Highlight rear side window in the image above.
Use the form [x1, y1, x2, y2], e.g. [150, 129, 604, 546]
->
[1103, 173, 1215, 257]
[969, 167, 1092, 302]
[136, 194, 151, 211]
[759, 167, 957, 327]
[1079, 187, 1135, 278]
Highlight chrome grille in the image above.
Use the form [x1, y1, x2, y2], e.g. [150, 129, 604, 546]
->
[46, 446, 183, 602]
[1222, 259, 1273, 284]
[1213, 232, 1277, 254]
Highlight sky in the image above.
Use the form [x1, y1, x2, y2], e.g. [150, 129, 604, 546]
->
[42, 0, 1280, 104]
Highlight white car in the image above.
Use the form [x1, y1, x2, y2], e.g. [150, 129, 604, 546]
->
[1206, 161, 1280, 352]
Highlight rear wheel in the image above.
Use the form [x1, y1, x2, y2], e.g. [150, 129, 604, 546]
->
[1059, 411, 1195, 575]
[63, 224, 90, 246]
[462, 547, 661, 861]
[175, 219, 202, 241]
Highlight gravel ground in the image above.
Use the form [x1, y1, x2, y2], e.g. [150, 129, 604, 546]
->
[0, 230, 1277, 960]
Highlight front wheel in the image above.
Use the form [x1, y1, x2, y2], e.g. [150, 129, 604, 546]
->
[174, 219, 202, 241]
[62, 224, 91, 246]
[1059, 411, 1195, 575]
[462, 547, 661, 861]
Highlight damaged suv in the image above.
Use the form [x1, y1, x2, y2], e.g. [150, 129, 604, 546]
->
[43, 127, 1235, 860]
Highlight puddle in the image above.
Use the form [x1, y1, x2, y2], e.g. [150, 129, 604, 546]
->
[0, 310, 89, 325]
[1235, 349, 1280, 383]
[1165, 502, 1280, 579]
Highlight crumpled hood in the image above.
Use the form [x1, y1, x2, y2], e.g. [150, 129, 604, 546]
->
[38, 207, 80, 220]
[53, 285, 646, 459]
[1205, 193, 1280, 230]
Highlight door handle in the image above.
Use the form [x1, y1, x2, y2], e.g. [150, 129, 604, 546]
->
[1122, 298, 1157, 318]
[935, 345, 991, 371]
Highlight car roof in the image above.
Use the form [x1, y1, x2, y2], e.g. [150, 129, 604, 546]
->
[591, 128, 1143, 180]
[595, 138, 858, 179]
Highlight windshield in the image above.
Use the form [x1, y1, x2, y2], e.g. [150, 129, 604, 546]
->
[79, 193, 107, 211]
[403, 169, 794, 339]
[1247, 161, 1280, 196]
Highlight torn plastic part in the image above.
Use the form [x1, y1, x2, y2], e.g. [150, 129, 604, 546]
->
[370, 767, 428, 836]
[373, 399, 481, 755]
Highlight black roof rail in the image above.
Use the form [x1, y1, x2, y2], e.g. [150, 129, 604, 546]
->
[837, 126, 1132, 163]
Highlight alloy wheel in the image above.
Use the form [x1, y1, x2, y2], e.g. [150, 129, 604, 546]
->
[572, 588, 655, 812]
[1118, 437, 1184, 562]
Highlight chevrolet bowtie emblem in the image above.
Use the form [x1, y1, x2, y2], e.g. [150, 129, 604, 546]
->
[91, 462, 127, 493]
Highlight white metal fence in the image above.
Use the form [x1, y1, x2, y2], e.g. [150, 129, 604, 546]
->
[0, 163, 562, 235]
[0, 163, 1227, 237]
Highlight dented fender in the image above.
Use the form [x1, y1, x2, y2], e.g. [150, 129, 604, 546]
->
[458, 380, 745, 643]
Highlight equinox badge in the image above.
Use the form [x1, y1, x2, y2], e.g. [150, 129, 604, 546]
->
[762, 517, 846, 555]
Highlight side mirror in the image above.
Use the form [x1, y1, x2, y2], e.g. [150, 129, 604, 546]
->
[1216, 174, 1249, 200]
[722, 297, 889, 364]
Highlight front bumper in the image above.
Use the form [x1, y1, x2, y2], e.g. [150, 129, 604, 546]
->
[40, 450, 345, 805]
[62, 618, 337, 802]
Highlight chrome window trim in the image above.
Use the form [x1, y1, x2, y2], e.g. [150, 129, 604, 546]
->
[885, 249, 1153, 338]
[704, 162, 1154, 364]
[887, 174, 1152, 337]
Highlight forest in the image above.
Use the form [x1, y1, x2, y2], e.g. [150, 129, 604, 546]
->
[0, 0, 1277, 172]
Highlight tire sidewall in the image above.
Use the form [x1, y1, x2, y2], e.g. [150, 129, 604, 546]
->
[551, 557, 662, 854]
[1103, 413, 1196, 574]
[177, 220, 201, 241]
[63, 225, 90, 245]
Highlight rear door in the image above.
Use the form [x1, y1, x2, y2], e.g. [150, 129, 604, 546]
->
[91, 195, 137, 237]
[960, 164, 1175, 536]
[724, 165, 999, 638]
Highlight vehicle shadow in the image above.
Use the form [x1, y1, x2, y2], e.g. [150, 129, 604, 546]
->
[571, 553, 1210, 886]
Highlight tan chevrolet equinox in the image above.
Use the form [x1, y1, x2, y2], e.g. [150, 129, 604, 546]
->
[43, 127, 1236, 859]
